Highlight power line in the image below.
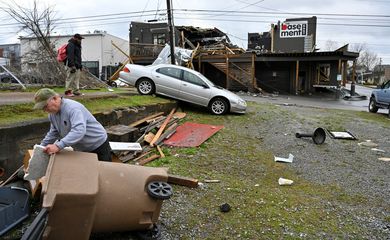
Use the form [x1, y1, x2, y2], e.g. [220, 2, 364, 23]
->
[175, 9, 390, 18]
[174, 16, 390, 28]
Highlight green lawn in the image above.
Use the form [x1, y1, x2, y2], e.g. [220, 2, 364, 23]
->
[0, 94, 172, 126]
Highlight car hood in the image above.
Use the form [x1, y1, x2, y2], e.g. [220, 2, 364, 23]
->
[211, 85, 245, 102]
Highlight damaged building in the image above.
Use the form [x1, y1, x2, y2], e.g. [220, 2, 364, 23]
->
[129, 17, 358, 95]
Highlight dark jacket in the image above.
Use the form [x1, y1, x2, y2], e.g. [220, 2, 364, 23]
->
[66, 38, 82, 69]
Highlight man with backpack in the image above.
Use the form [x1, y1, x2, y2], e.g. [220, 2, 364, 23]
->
[64, 33, 84, 96]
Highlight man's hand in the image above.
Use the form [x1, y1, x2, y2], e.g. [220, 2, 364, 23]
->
[44, 144, 60, 155]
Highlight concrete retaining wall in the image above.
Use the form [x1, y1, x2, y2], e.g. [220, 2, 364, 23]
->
[0, 102, 177, 181]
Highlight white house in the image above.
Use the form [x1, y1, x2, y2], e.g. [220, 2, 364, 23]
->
[19, 31, 129, 79]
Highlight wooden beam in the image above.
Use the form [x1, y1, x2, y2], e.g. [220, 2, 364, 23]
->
[167, 174, 199, 188]
[342, 60, 347, 87]
[0, 165, 23, 187]
[129, 112, 164, 127]
[109, 59, 129, 81]
[352, 60, 356, 84]
[111, 41, 133, 64]
[137, 154, 160, 166]
[295, 60, 300, 94]
[157, 145, 165, 158]
[226, 55, 230, 89]
[150, 108, 176, 147]
[251, 53, 256, 91]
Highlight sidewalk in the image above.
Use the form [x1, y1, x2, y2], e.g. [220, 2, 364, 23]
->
[0, 91, 119, 106]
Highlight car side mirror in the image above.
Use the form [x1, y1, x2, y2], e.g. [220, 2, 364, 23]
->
[202, 84, 209, 89]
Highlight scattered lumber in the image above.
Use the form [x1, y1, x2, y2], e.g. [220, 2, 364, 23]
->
[129, 112, 164, 128]
[150, 108, 176, 147]
[167, 174, 199, 188]
[108, 109, 185, 164]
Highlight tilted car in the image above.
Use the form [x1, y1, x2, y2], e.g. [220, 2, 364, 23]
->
[368, 79, 390, 117]
[118, 64, 247, 115]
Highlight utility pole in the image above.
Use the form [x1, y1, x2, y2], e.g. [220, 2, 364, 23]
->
[166, 0, 175, 64]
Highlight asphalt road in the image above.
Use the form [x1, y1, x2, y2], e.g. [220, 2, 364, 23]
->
[239, 84, 389, 115]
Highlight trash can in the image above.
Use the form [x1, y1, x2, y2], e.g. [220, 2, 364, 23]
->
[40, 151, 171, 240]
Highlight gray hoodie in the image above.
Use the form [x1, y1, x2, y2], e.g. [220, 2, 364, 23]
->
[41, 98, 107, 152]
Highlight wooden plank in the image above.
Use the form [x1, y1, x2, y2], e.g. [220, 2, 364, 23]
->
[129, 112, 164, 127]
[167, 174, 199, 188]
[173, 112, 186, 119]
[295, 60, 299, 94]
[137, 154, 160, 166]
[23, 149, 34, 169]
[150, 108, 176, 147]
[155, 123, 178, 146]
[112, 154, 122, 163]
[131, 150, 153, 163]
[157, 145, 165, 158]
[0, 165, 23, 187]
[144, 132, 155, 143]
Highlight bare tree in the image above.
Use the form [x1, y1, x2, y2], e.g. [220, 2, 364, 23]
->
[359, 50, 379, 72]
[1, 0, 65, 84]
[324, 40, 339, 51]
[350, 43, 366, 54]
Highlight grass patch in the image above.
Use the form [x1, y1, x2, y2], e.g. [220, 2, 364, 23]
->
[0, 94, 172, 126]
[143, 107, 377, 238]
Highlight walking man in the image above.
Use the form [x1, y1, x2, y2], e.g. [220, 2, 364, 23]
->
[34, 88, 112, 161]
[65, 33, 84, 96]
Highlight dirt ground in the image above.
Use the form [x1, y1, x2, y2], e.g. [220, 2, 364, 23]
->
[3, 100, 390, 239]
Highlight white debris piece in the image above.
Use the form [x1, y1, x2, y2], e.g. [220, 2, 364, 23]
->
[24, 145, 50, 180]
[274, 153, 294, 163]
[371, 148, 386, 153]
[109, 142, 142, 151]
[278, 177, 294, 186]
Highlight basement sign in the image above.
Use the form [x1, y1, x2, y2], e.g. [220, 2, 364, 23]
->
[280, 21, 308, 38]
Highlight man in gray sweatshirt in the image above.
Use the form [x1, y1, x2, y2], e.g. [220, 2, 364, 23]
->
[33, 88, 112, 161]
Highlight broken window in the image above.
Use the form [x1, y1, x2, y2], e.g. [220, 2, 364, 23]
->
[153, 33, 166, 45]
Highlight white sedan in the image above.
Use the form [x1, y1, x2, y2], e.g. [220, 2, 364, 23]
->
[118, 64, 246, 115]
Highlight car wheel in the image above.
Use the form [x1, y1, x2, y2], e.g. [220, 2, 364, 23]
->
[368, 97, 379, 113]
[147, 181, 173, 200]
[209, 97, 229, 115]
[137, 78, 155, 95]
[109, 81, 117, 88]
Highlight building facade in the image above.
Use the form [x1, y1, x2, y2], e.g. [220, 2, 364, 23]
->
[19, 32, 129, 78]
[0, 43, 21, 68]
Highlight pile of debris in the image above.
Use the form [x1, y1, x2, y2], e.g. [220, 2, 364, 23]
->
[108, 108, 184, 165]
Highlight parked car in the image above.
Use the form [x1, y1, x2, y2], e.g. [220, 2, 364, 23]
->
[118, 64, 247, 115]
[0, 71, 12, 83]
[368, 80, 390, 117]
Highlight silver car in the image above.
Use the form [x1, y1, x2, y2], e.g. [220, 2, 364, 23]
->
[118, 64, 247, 115]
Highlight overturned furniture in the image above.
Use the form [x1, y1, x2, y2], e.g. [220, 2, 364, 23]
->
[26, 151, 172, 240]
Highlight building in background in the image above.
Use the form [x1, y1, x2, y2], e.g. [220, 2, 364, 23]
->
[248, 16, 317, 53]
[19, 31, 129, 79]
[0, 43, 21, 68]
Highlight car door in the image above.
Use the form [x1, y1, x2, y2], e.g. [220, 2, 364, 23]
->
[179, 69, 211, 106]
[152, 67, 183, 98]
[377, 80, 390, 104]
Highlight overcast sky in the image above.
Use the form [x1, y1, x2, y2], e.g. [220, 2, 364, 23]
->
[1, 0, 390, 64]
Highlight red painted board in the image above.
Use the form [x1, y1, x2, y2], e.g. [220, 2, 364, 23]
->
[164, 122, 224, 147]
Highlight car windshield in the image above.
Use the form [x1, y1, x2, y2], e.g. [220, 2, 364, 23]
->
[196, 72, 216, 87]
